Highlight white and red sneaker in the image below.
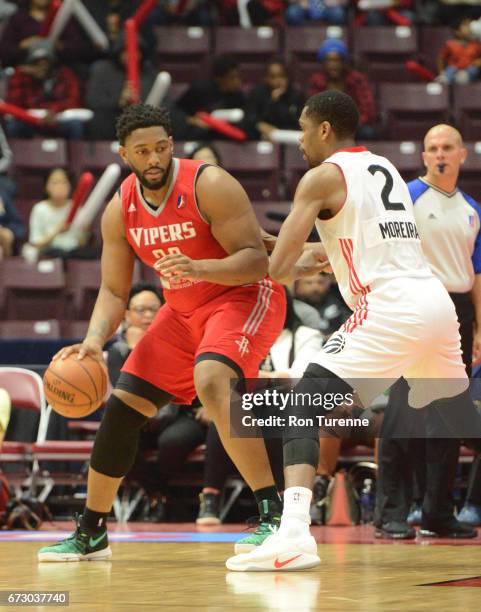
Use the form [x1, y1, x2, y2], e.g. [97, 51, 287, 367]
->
[225, 532, 320, 572]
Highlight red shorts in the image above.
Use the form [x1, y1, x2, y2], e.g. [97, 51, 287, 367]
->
[121, 279, 286, 403]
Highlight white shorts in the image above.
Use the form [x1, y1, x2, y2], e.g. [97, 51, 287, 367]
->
[311, 276, 468, 408]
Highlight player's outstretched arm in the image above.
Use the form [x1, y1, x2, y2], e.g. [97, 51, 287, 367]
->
[269, 163, 345, 284]
[155, 166, 268, 285]
[55, 194, 135, 361]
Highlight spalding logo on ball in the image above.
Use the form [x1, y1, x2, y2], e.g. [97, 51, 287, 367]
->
[43, 355, 108, 418]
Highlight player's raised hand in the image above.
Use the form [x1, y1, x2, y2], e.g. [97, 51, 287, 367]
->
[154, 253, 202, 281]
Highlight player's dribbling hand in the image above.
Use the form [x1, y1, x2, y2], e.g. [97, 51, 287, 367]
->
[52, 339, 105, 363]
[154, 253, 202, 281]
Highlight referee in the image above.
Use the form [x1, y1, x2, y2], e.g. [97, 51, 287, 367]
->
[375, 124, 481, 539]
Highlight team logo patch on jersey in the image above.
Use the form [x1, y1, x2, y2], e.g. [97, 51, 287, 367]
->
[177, 195, 185, 209]
[128, 202, 136, 213]
[322, 332, 346, 354]
[235, 335, 250, 357]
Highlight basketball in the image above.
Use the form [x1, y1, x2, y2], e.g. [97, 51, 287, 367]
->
[43, 355, 108, 418]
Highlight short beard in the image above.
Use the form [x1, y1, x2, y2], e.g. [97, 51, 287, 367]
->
[134, 158, 173, 190]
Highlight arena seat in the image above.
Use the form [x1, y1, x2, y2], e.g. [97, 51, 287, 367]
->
[285, 143, 307, 198]
[453, 83, 481, 141]
[419, 26, 451, 73]
[214, 26, 281, 84]
[9, 138, 68, 199]
[0, 367, 49, 489]
[211, 141, 281, 200]
[284, 25, 349, 87]
[353, 26, 418, 82]
[0, 320, 61, 339]
[1, 257, 66, 320]
[379, 82, 450, 140]
[253, 201, 291, 235]
[360, 141, 423, 182]
[65, 259, 101, 320]
[68, 140, 126, 180]
[154, 26, 212, 82]
[65, 259, 143, 319]
[60, 320, 90, 340]
[458, 142, 481, 203]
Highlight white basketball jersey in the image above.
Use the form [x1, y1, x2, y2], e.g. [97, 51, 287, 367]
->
[315, 147, 432, 310]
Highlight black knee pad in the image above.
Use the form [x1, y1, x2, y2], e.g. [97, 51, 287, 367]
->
[282, 363, 352, 469]
[288, 362, 353, 422]
[90, 395, 149, 478]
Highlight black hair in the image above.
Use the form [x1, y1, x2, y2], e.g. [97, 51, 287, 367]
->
[304, 90, 359, 139]
[453, 15, 471, 31]
[266, 56, 288, 72]
[189, 142, 222, 165]
[116, 104, 172, 145]
[212, 54, 239, 79]
[127, 282, 163, 308]
[44, 167, 72, 199]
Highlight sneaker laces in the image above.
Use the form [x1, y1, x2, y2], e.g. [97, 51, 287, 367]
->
[244, 514, 280, 533]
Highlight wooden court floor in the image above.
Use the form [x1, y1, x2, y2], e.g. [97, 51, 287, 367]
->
[1, 533, 481, 612]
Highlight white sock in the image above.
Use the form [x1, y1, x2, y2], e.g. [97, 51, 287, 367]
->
[279, 486, 312, 538]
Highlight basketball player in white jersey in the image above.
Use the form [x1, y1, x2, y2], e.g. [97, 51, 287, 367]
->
[226, 90, 481, 572]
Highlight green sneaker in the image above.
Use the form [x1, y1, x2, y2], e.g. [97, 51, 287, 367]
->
[234, 499, 281, 554]
[38, 517, 111, 562]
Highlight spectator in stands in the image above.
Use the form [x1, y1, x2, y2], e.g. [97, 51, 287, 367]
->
[0, 182, 25, 260]
[0, 0, 100, 69]
[308, 39, 378, 141]
[176, 54, 246, 141]
[85, 35, 157, 140]
[107, 282, 163, 387]
[196, 287, 320, 524]
[435, 2, 481, 26]
[0, 126, 25, 258]
[0, 1, 16, 25]
[189, 143, 221, 166]
[244, 59, 305, 140]
[150, 0, 214, 26]
[286, 0, 347, 26]
[437, 16, 481, 84]
[83, 0, 156, 59]
[27, 168, 92, 259]
[0, 388, 11, 447]
[5, 40, 85, 140]
[354, 0, 415, 26]
[293, 274, 350, 338]
[245, 0, 285, 24]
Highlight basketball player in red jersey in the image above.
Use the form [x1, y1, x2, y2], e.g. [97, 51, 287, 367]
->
[37, 104, 301, 562]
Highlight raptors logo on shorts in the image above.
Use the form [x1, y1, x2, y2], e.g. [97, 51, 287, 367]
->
[322, 332, 346, 354]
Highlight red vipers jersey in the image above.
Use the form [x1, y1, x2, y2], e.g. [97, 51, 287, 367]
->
[120, 158, 232, 312]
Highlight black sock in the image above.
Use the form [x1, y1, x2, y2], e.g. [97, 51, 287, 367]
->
[80, 507, 108, 533]
[254, 486, 281, 515]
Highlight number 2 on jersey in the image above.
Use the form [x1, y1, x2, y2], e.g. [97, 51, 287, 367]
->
[368, 165, 405, 211]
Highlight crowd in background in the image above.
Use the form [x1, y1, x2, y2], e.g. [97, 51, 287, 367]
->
[1, 0, 481, 530]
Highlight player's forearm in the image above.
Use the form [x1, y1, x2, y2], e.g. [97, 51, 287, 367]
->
[198, 248, 268, 285]
[85, 285, 128, 346]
